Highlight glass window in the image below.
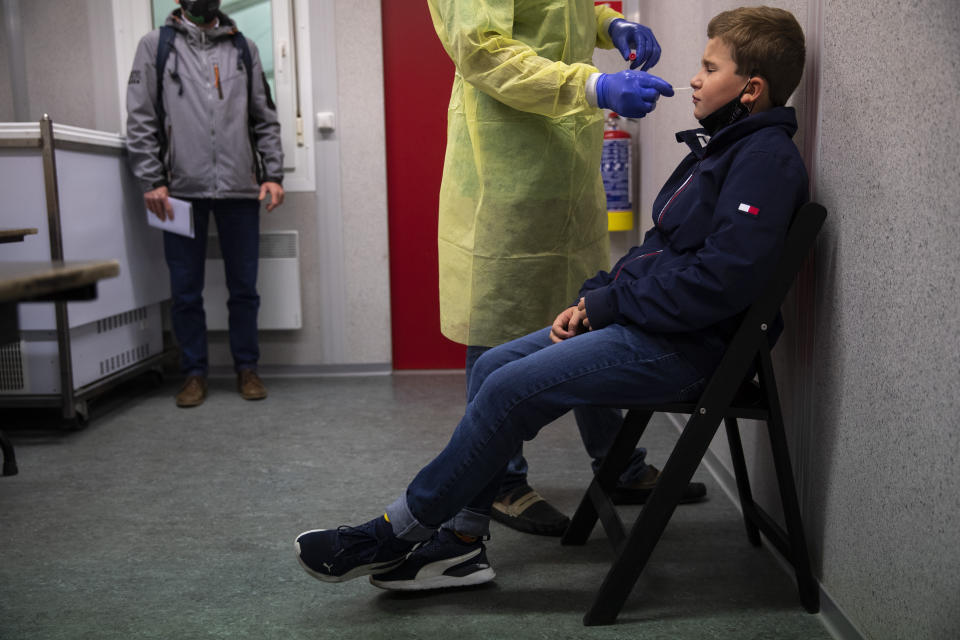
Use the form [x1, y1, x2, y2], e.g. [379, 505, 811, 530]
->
[151, 1, 276, 96]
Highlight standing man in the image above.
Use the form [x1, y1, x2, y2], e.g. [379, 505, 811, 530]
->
[428, 0, 704, 537]
[126, 0, 284, 407]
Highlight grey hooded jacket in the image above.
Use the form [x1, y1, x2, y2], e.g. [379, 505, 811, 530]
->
[126, 10, 283, 199]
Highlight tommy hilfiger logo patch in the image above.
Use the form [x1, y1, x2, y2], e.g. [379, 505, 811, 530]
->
[738, 202, 759, 215]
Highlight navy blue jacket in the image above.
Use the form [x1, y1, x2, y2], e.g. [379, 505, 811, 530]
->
[582, 106, 809, 375]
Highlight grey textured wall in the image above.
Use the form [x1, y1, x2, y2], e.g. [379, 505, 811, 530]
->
[0, 2, 13, 121]
[0, 0, 119, 130]
[809, 0, 960, 637]
[638, 1, 960, 638]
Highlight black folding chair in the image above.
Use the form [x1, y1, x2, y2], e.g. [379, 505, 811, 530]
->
[0, 431, 16, 476]
[561, 201, 827, 626]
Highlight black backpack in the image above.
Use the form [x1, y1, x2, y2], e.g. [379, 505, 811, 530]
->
[154, 24, 274, 181]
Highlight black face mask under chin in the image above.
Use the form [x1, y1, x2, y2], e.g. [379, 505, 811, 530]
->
[698, 81, 754, 135]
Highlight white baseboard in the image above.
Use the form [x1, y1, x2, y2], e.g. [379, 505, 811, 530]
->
[207, 363, 392, 378]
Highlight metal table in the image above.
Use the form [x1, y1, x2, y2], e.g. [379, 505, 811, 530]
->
[0, 259, 119, 476]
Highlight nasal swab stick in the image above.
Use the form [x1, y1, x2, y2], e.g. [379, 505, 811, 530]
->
[673, 87, 693, 93]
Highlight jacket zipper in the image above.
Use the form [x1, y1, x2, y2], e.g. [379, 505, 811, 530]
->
[656, 163, 700, 226]
[214, 64, 223, 99]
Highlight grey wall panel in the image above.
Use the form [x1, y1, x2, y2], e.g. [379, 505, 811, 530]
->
[333, 0, 391, 365]
[22, 0, 98, 128]
[811, 1, 960, 637]
[0, 0, 104, 126]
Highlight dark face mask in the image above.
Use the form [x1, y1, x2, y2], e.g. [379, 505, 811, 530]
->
[698, 80, 753, 135]
[181, 0, 221, 24]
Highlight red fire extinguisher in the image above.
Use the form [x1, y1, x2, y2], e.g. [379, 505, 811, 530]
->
[601, 112, 633, 231]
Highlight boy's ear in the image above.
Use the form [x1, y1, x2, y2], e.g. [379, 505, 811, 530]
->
[741, 76, 770, 111]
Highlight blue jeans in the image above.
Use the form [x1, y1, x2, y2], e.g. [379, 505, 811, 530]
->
[387, 325, 707, 540]
[163, 198, 261, 376]
[466, 346, 650, 494]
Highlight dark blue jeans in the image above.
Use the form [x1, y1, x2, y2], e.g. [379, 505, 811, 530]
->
[387, 325, 706, 540]
[163, 198, 260, 376]
[466, 346, 649, 496]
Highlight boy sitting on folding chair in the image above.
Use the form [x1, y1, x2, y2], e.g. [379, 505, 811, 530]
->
[295, 6, 808, 592]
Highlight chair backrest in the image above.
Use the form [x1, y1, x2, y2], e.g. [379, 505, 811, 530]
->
[692, 201, 827, 415]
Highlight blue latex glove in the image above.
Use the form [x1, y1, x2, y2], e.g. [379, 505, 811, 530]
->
[608, 18, 661, 71]
[596, 71, 674, 118]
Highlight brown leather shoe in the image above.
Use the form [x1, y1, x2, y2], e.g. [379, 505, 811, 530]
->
[238, 369, 267, 400]
[176, 375, 207, 408]
[490, 484, 570, 537]
[610, 465, 707, 505]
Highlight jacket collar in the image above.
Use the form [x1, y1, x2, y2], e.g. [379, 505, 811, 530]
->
[675, 107, 799, 159]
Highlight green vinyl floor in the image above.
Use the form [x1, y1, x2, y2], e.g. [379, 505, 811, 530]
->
[0, 373, 833, 640]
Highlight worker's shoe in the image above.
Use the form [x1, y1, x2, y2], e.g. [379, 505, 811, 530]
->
[370, 528, 495, 591]
[175, 375, 207, 408]
[490, 484, 570, 537]
[610, 464, 707, 505]
[295, 515, 418, 583]
[238, 369, 267, 400]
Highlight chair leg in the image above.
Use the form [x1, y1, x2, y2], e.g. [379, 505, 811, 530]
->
[724, 417, 762, 546]
[1, 430, 18, 477]
[562, 409, 653, 546]
[757, 349, 819, 613]
[583, 411, 723, 626]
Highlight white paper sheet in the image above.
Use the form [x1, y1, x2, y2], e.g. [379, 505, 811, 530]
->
[145, 196, 194, 238]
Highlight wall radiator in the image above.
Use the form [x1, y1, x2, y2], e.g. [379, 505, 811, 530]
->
[203, 230, 302, 330]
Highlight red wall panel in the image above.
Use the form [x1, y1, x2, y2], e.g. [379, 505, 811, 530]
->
[381, 1, 465, 369]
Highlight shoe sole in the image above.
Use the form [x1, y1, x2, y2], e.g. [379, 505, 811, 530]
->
[294, 536, 406, 583]
[368, 546, 497, 591]
[369, 566, 496, 591]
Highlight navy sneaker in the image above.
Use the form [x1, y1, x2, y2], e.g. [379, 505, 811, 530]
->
[369, 528, 496, 591]
[295, 515, 416, 582]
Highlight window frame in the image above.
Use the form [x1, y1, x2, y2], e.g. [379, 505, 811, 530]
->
[111, 0, 315, 191]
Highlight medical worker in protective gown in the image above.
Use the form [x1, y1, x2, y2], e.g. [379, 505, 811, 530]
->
[427, 0, 706, 537]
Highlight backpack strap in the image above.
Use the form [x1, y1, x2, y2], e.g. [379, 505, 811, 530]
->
[230, 31, 254, 106]
[231, 31, 271, 183]
[154, 25, 177, 158]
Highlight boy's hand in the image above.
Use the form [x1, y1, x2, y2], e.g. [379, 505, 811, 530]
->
[576, 297, 591, 331]
[550, 298, 591, 343]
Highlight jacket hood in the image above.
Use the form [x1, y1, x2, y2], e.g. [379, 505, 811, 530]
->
[165, 9, 238, 41]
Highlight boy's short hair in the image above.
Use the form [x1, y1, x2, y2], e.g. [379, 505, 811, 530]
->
[708, 6, 806, 107]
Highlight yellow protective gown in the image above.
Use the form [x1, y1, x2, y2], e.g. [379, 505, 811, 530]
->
[428, 0, 622, 347]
